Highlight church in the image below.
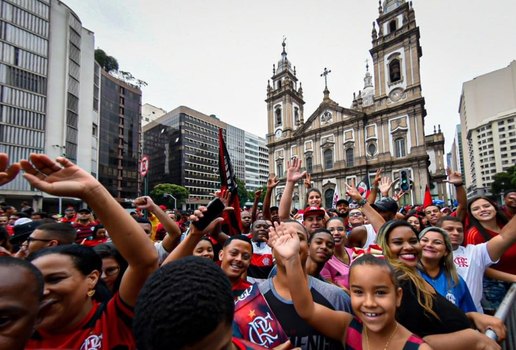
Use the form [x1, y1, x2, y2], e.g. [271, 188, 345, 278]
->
[266, 0, 446, 209]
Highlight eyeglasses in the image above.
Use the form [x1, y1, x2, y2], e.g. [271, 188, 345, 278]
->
[349, 212, 363, 217]
[26, 237, 53, 244]
[102, 266, 120, 277]
[328, 227, 345, 232]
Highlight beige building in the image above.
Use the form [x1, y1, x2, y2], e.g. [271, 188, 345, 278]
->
[459, 60, 516, 196]
[266, 0, 440, 208]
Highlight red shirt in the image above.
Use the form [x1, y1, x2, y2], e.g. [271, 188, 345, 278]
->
[26, 293, 135, 350]
[73, 221, 98, 243]
[466, 226, 516, 274]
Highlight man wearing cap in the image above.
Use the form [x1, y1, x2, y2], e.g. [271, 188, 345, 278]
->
[335, 199, 349, 220]
[302, 207, 326, 235]
[371, 197, 399, 222]
[72, 208, 97, 243]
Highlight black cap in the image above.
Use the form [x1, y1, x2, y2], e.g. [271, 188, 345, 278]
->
[336, 199, 349, 206]
[10, 220, 42, 245]
[77, 208, 91, 214]
[372, 198, 399, 213]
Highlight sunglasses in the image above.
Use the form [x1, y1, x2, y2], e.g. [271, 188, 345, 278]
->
[27, 237, 53, 244]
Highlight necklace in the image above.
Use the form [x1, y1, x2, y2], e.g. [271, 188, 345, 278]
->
[364, 322, 399, 350]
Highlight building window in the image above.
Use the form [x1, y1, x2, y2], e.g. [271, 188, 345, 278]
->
[325, 189, 334, 209]
[367, 142, 377, 157]
[389, 59, 401, 83]
[276, 162, 283, 177]
[389, 20, 397, 33]
[324, 149, 333, 169]
[294, 107, 299, 125]
[275, 107, 282, 126]
[394, 137, 406, 157]
[346, 148, 354, 167]
[306, 156, 313, 173]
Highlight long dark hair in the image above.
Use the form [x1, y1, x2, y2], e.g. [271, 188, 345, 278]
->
[93, 242, 128, 294]
[27, 244, 111, 302]
[467, 196, 508, 242]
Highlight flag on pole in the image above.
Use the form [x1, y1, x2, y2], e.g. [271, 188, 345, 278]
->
[357, 174, 371, 199]
[218, 128, 243, 235]
[423, 184, 433, 208]
[332, 184, 339, 209]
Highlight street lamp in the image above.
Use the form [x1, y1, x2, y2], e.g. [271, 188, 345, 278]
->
[164, 193, 177, 209]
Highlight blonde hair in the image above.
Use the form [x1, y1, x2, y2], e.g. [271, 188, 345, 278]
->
[376, 220, 439, 319]
[419, 227, 459, 288]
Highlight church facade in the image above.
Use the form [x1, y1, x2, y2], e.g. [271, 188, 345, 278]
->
[266, 0, 436, 208]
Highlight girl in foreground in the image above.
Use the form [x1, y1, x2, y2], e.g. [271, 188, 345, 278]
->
[268, 221, 431, 350]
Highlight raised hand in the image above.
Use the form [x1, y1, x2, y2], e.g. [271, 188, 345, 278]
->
[268, 222, 300, 261]
[392, 190, 407, 202]
[304, 173, 312, 189]
[188, 206, 224, 236]
[134, 196, 156, 210]
[372, 168, 383, 187]
[20, 154, 101, 199]
[286, 157, 306, 183]
[445, 168, 463, 186]
[378, 176, 394, 196]
[345, 182, 362, 202]
[0, 153, 20, 186]
[267, 173, 280, 189]
[254, 188, 263, 199]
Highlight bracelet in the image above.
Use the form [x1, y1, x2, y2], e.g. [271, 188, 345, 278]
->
[357, 198, 367, 206]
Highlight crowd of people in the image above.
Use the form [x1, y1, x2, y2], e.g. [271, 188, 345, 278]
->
[0, 152, 515, 350]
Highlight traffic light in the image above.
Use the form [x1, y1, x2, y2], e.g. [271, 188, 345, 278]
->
[400, 170, 410, 191]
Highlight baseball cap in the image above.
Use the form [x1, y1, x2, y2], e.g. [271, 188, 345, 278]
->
[372, 198, 399, 213]
[303, 207, 326, 218]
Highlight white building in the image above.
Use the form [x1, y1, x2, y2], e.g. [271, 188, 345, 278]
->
[244, 132, 268, 192]
[0, 0, 98, 208]
[459, 61, 516, 196]
[142, 103, 166, 126]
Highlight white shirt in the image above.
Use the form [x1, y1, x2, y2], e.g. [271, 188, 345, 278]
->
[453, 243, 497, 312]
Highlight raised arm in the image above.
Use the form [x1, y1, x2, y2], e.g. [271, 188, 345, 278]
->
[263, 173, 279, 221]
[447, 169, 467, 222]
[346, 182, 385, 232]
[134, 196, 181, 252]
[486, 215, 516, 262]
[0, 153, 20, 186]
[366, 169, 382, 205]
[279, 157, 306, 221]
[21, 154, 158, 306]
[268, 222, 351, 342]
[251, 188, 262, 223]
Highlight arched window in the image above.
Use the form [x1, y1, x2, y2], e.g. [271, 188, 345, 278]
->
[346, 148, 354, 167]
[275, 108, 282, 126]
[389, 20, 397, 33]
[324, 149, 333, 169]
[325, 189, 334, 209]
[389, 59, 401, 83]
[305, 156, 313, 173]
[367, 142, 377, 157]
[394, 137, 406, 158]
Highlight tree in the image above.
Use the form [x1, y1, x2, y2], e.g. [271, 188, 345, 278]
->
[150, 184, 189, 209]
[95, 49, 119, 72]
[491, 166, 516, 195]
[235, 178, 249, 205]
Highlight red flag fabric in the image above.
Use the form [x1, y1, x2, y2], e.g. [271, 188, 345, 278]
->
[423, 185, 433, 208]
[218, 128, 243, 235]
[357, 174, 371, 199]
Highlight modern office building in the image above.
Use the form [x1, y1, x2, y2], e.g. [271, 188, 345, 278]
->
[98, 70, 142, 201]
[266, 0, 438, 207]
[0, 0, 98, 210]
[459, 60, 516, 196]
[143, 106, 269, 209]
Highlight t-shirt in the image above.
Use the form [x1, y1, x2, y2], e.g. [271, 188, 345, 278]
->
[466, 226, 516, 274]
[247, 241, 274, 280]
[26, 293, 135, 349]
[73, 221, 97, 243]
[396, 277, 472, 338]
[362, 224, 376, 249]
[452, 244, 496, 313]
[320, 250, 354, 289]
[345, 317, 425, 350]
[258, 277, 350, 350]
[419, 269, 477, 313]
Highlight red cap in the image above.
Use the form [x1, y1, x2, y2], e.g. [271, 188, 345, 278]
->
[159, 205, 167, 211]
[303, 207, 326, 218]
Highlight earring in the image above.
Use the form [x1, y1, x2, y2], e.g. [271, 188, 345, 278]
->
[87, 290, 95, 297]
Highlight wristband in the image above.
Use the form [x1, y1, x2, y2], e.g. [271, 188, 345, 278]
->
[357, 198, 367, 206]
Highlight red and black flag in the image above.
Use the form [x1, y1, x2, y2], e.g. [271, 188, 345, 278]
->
[218, 128, 243, 235]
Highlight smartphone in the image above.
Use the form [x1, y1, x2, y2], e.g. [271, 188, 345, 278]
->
[192, 198, 225, 230]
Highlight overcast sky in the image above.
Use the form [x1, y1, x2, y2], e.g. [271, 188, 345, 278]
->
[64, 0, 516, 153]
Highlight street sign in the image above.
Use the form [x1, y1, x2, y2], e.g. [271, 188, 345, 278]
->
[140, 156, 149, 177]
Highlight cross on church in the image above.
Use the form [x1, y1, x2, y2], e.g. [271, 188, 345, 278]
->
[320, 67, 331, 89]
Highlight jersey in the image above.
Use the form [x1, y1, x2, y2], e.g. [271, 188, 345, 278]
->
[258, 277, 350, 350]
[419, 269, 477, 312]
[26, 293, 135, 350]
[320, 250, 354, 289]
[247, 241, 274, 280]
[73, 221, 97, 243]
[345, 317, 424, 350]
[466, 226, 516, 274]
[452, 243, 496, 312]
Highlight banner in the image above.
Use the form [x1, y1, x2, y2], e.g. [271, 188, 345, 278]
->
[218, 128, 243, 235]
